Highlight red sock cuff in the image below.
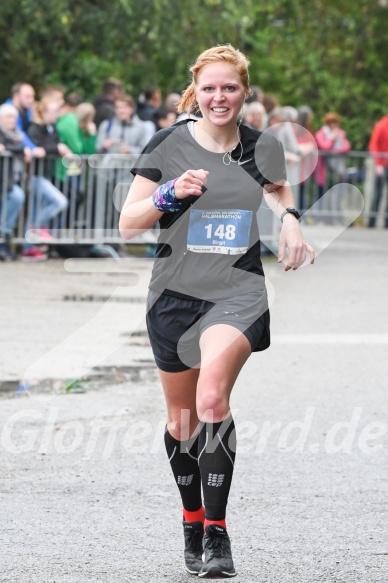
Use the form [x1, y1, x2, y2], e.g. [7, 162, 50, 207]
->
[183, 506, 205, 523]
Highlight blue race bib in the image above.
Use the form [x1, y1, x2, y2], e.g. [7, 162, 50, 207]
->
[187, 209, 253, 255]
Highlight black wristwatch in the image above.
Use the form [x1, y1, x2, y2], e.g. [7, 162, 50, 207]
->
[280, 207, 301, 223]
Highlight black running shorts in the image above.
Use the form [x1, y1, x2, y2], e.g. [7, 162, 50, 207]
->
[145, 288, 270, 372]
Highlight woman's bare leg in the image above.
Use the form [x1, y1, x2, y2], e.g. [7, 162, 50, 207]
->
[196, 324, 251, 422]
[195, 324, 252, 531]
[158, 367, 200, 439]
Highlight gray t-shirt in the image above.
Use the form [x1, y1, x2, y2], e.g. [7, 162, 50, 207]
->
[131, 119, 286, 302]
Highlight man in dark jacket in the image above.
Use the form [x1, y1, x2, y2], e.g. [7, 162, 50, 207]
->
[93, 79, 124, 128]
[136, 86, 161, 130]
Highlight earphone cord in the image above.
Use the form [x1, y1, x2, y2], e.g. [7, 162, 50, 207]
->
[222, 118, 243, 166]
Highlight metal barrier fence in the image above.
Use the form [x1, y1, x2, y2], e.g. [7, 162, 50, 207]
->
[1, 150, 388, 250]
[0, 152, 154, 247]
[292, 150, 388, 229]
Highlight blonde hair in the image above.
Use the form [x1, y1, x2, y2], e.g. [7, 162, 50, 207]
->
[33, 97, 60, 124]
[75, 102, 95, 123]
[242, 102, 267, 131]
[178, 44, 252, 117]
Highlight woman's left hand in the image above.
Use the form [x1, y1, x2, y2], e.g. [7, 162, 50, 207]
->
[278, 214, 315, 271]
[87, 121, 97, 136]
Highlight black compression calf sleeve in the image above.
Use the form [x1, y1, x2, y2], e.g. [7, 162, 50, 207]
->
[197, 415, 237, 521]
[164, 426, 203, 512]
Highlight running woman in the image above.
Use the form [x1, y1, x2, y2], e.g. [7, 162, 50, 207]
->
[119, 44, 314, 578]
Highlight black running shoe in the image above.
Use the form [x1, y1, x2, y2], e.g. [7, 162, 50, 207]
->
[198, 524, 236, 578]
[183, 520, 204, 575]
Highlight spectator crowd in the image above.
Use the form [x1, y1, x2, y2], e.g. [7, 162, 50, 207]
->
[0, 79, 387, 262]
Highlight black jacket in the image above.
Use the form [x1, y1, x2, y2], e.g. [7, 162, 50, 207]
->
[27, 123, 61, 179]
[0, 128, 24, 193]
[93, 94, 115, 129]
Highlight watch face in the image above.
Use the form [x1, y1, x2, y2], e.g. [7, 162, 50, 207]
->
[286, 208, 300, 220]
[281, 208, 300, 222]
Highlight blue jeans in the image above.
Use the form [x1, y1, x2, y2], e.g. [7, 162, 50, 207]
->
[24, 177, 68, 249]
[0, 185, 26, 236]
[368, 168, 388, 228]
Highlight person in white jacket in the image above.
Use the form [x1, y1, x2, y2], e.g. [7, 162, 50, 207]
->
[96, 94, 151, 155]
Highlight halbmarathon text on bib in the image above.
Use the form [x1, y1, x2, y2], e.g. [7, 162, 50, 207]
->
[187, 209, 253, 255]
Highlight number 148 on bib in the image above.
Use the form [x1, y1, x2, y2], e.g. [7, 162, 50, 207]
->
[187, 208, 253, 255]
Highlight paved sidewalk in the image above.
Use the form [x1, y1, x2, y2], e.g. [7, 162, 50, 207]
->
[1, 226, 387, 582]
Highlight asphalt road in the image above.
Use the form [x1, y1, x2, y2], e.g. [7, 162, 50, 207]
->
[1, 225, 387, 582]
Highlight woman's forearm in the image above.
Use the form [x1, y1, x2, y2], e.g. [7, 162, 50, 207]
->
[264, 181, 297, 221]
[119, 196, 163, 239]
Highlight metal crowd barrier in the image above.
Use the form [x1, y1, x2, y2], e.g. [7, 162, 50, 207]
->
[0, 152, 158, 247]
[292, 150, 388, 228]
[1, 150, 388, 250]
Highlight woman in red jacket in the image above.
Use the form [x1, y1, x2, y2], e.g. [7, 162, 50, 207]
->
[368, 114, 388, 228]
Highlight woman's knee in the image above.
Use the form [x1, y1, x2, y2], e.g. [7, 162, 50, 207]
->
[166, 408, 199, 440]
[196, 385, 230, 422]
[10, 185, 25, 206]
[39, 178, 68, 209]
[58, 193, 68, 212]
[49, 184, 68, 212]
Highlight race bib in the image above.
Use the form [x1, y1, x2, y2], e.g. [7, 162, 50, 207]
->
[187, 209, 253, 255]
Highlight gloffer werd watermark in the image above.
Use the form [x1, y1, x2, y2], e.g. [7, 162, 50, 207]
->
[1, 406, 386, 459]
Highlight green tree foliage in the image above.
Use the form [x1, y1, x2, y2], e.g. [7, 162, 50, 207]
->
[0, 0, 387, 147]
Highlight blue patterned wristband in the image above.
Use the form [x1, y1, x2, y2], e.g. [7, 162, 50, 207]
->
[152, 178, 184, 213]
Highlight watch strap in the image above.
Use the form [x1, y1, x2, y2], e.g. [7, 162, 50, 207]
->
[280, 208, 301, 223]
